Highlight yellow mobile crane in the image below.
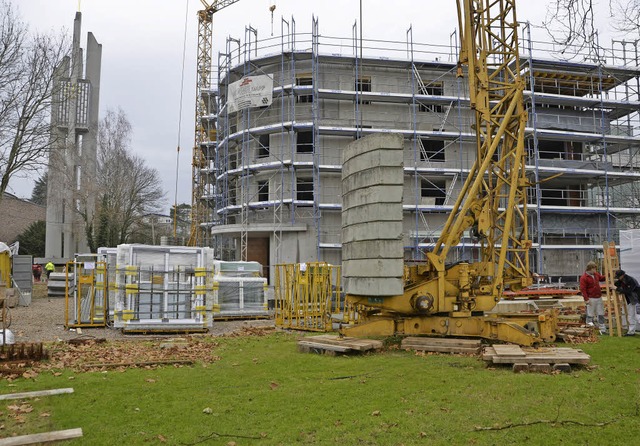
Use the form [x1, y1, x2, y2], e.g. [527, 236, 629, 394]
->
[344, 0, 557, 346]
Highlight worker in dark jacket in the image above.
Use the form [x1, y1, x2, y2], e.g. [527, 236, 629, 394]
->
[579, 261, 607, 333]
[614, 270, 639, 336]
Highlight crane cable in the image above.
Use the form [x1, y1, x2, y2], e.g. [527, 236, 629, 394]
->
[174, 0, 191, 238]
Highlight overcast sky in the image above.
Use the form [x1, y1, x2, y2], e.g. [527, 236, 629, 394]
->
[8, 0, 614, 211]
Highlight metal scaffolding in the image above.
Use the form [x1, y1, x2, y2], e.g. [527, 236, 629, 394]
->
[195, 17, 640, 283]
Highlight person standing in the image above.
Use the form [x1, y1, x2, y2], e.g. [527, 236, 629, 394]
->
[44, 261, 55, 281]
[32, 263, 42, 282]
[614, 270, 639, 336]
[579, 261, 607, 333]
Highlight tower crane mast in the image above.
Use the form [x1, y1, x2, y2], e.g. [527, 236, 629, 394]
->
[189, 0, 240, 247]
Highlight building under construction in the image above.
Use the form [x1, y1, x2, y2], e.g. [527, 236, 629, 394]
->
[192, 19, 640, 284]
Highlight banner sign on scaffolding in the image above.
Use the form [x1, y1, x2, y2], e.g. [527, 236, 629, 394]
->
[227, 75, 273, 113]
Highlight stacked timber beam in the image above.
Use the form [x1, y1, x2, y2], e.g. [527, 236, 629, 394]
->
[297, 335, 383, 356]
[401, 337, 482, 354]
[483, 344, 590, 372]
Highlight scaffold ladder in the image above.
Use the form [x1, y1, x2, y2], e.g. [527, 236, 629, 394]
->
[439, 101, 454, 132]
[602, 242, 627, 337]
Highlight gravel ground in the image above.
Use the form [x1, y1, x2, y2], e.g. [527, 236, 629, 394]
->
[5, 283, 275, 344]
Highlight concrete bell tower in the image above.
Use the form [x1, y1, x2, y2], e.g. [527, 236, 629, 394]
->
[45, 12, 101, 258]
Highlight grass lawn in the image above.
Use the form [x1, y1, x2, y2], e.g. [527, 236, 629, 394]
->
[1, 332, 639, 445]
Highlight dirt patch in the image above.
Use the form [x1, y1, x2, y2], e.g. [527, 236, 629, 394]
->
[6, 283, 274, 344]
[1, 283, 276, 381]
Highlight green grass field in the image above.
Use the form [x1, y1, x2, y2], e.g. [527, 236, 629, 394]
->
[2, 332, 639, 445]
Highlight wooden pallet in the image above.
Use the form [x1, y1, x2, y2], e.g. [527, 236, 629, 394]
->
[483, 344, 591, 366]
[298, 335, 383, 356]
[401, 337, 482, 354]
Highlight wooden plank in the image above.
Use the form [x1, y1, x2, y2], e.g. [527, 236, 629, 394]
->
[0, 388, 74, 401]
[402, 337, 481, 347]
[488, 352, 590, 365]
[301, 336, 382, 351]
[404, 345, 480, 354]
[489, 356, 590, 365]
[402, 341, 481, 350]
[492, 344, 525, 356]
[483, 346, 590, 365]
[297, 340, 351, 352]
[0, 428, 83, 445]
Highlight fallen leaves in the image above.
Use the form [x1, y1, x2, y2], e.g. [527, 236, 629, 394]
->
[269, 381, 279, 390]
[1, 337, 224, 381]
[7, 404, 33, 414]
[5, 403, 33, 426]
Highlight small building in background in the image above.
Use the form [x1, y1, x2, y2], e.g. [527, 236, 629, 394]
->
[0, 192, 46, 244]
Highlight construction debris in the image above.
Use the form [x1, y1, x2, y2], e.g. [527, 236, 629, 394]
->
[298, 335, 383, 355]
[0, 336, 222, 381]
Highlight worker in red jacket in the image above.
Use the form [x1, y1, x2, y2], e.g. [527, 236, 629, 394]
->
[579, 261, 607, 333]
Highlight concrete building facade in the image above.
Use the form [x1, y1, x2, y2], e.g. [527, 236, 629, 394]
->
[45, 12, 102, 259]
[195, 21, 640, 284]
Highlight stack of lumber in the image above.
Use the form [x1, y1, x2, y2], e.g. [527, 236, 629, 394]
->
[0, 343, 47, 361]
[483, 344, 590, 372]
[298, 335, 383, 356]
[557, 325, 597, 343]
[401, 336, 482, 354]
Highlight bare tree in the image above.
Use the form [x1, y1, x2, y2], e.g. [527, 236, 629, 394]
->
[0, 1, 68, 204]
[91, 108, 166, 248]
[544, 0, 640, 57]
[610, 0, 640, 34]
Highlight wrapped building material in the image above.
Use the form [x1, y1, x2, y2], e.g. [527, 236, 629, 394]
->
[113, 244, 215, 332]
[212, 261, 268, 319]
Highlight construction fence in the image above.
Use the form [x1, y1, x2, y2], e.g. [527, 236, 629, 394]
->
[274, 262, 356, 332]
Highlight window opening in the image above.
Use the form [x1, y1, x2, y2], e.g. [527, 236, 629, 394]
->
[297, 131, 313, 153]
[356, 76, 371, 105]
[419, 138, 445, 162]
[257, 180, 269, 202]
[421, 179, 446, 205]
[296, 74, 313, 103]
[419, 82, 443, 113]
[296, 177, 314, 202]
[258, 134, 270, 158]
